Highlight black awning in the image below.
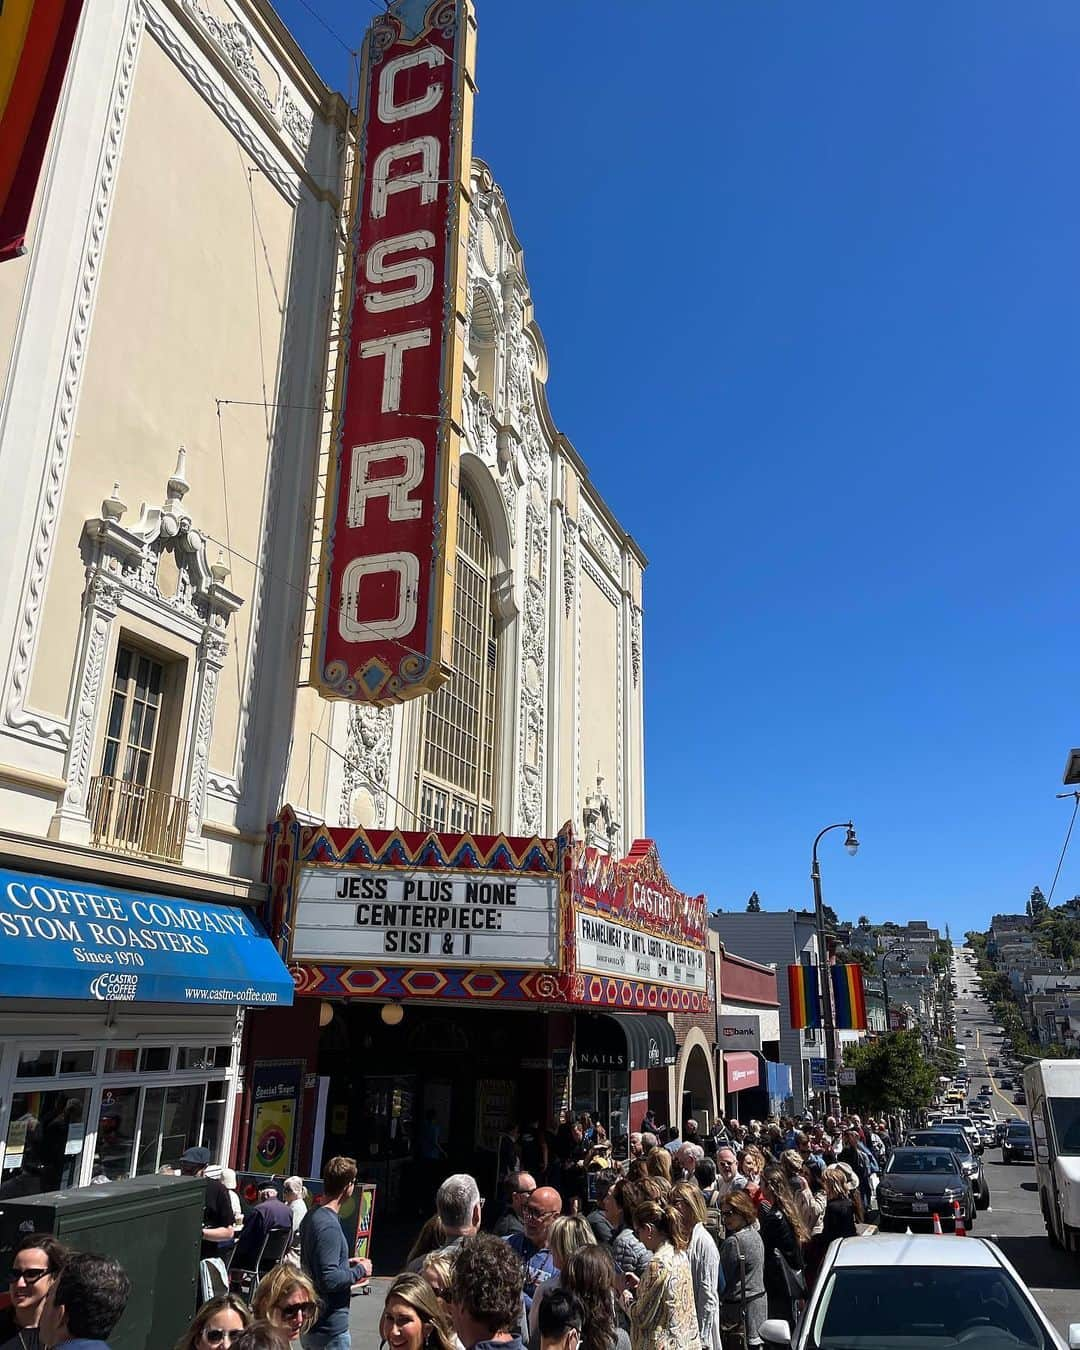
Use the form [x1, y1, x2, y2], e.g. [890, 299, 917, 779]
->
[576, 1012, 677, 1072]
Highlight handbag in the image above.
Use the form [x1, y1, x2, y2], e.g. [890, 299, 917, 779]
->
[773, 1248, 807, 1303]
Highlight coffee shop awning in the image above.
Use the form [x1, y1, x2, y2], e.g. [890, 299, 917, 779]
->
[576, 1011, 677, 1071]
[0, 867, 294, 1005]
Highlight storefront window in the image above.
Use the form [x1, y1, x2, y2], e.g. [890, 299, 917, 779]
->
[59, 1050, 95, 1075]
[1, 1088, 89, 1195]
[16, 1050, 58, 1078]
[94, 1086, 139, 1180]
[137, 1084, 206, 1174]
[104, 1048, 138, 1074]
[139, 1047, 171, 1072]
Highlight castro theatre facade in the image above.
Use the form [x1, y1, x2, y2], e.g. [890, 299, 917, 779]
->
[251, 807, 708, 1206]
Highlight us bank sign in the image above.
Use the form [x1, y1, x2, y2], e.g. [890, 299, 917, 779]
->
[311, 0, 477, 704]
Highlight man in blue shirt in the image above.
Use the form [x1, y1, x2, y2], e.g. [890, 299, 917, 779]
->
[38, 1252, 130, 1350]
[300, 1156, 372, 1350]
[503, 1184, 561, 1315]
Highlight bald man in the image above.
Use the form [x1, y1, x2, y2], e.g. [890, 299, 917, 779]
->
[503, 1184, 562, 1314]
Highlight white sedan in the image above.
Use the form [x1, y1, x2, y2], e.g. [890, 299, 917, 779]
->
[759, 1233, 1080, 1350]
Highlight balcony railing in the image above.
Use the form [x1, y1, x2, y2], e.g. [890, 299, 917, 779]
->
[88, 775, 189, 864]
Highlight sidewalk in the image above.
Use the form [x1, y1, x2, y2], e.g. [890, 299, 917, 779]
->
[348, 1277, 392, 1342]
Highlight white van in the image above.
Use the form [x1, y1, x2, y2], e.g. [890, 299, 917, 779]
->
[1024, 1060, 1080, 1253]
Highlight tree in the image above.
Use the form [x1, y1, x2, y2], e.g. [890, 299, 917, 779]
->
[746, 891, 761, 913]
[838, 1030, 938, 1113]
[858, 915, 871, 929]
[1029, 886, 1049, 920]
[821, 903, 840, 933]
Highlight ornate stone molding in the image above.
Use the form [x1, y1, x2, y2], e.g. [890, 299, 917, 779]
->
[339, 704, 394, 827]
[4, 4, 144, 749]
[561, 507, 577, 618]
[580, 506, 620, 578]
[630, 604, 642, 687]
[147, 1, 300, 204]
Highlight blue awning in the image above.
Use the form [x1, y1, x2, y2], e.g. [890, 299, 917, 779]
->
[0, 867, 294, 1006]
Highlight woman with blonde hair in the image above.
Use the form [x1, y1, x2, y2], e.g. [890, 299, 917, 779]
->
[644, 1148, 672, 1182]
[174, 1294, 252, 1350]
[779, 1150, 824, 1237]
[419, 1250, 455, 1302]
[737, 1147, 765, 1205]
[529, 1214, 597, 1346]
[621, 1198, 701, 1350]
[820, 1165, 858, 1246]
[380, 1272, 457, 1350]
[251, 1266, 319, 1344]
[671, 1182, 720, 1350]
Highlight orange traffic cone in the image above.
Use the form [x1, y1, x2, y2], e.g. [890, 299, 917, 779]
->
[952, 1199, 967, 1237]
[933, 1211, 943, 1235]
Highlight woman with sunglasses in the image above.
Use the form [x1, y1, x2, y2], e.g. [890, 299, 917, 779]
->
[252, 1265, 319, 1344]
[175, 1295, 252, 1350]
[379, 1272, 457, 1350]
[717, 1192, 765, 1350]
[0, 1233, 66, 1350]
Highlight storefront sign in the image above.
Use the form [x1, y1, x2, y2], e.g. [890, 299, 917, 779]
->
[809, 1056, 827, 1089]
[0, 867, 294, 1005]
[292, 868, 558, 967]
[574, 910, 706, 992]
[724, 1052, 760, 1094]
[719, 1014, 762, 1051]
[248, 1061, 304, 1175]
[310, 0, 477, 704]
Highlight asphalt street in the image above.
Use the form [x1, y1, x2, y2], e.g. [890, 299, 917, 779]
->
[951, 946, 1080, 1336]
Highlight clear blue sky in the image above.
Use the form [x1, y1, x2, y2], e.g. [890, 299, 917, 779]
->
[281, 1, 1080, 936]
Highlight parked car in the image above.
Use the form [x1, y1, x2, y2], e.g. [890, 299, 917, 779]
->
[1002, 1118, 1034, 1164]
[907, 1128, 990, 1209]
[1001, 1076, 1014, 1089]
[876, 1147, 975, 1232]
[757, 1233, 1080, 1350]
[1014, 1089, 1027, 1105]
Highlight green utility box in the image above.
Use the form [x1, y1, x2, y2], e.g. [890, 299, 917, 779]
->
[0, 1174, 204, 1350]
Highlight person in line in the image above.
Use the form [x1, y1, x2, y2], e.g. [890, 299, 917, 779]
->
[527, 1217, 596, 1347]
[757, 1167, 808, 1325]
[559, 1247, 629, 1350]
[220, 1170, 244, 1227]
[423, 1174, 484, 1262]
[495, 1172, 538, 1239]
[450, 1233, 525, 1350]
[536, 1290, 583, 1350]
[298, 1156, 372, 1350]
[37, 1253, 131, 1350]
[670, 1183, 720, 1350]
[232, 1326, 290, 1350]
[837, 1130, 873, 1214]
[820, 1166, 858, 1247]
[585, 1171, 620, 1246]
[231, 1185, 293, 1275]
[717, 1192, 765, 1350]
[252, 1266, 319, 1346]
[175, 1294, 252, 1350]
[282, 1178, 308, 1266]
[180, 1147, 237, 1260]
[643, 1150, 672, 1183]
[736, 1149, 764, 1206]
[714, 1150, 746, 1200]
[504, 1185, 562, 1317]
[694, 1159, 720, 1211]
[0, 1232, 66, 1350]
[621, 1198, 701, 1350]
[778, 1152, 824, 1238]
[674, 1143, 704, 1184]
[604, 1180, 651, 1279]
[380, 1273, 457, 1350]
[406, 1216, 448, 1267]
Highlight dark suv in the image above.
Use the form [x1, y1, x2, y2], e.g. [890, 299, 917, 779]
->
[1002, 1119, 1033, 1164]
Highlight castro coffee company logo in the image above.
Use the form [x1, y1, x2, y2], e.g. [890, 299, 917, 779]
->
[90, 972, 139, 1001]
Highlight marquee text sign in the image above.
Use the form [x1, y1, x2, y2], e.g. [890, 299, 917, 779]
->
[292, 868, 559, 968]
[570, 842, 709, 997]
[311, 0, 477, 704]
[574, 910, 706, 992]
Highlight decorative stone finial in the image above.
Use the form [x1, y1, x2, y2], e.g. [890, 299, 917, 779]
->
[166, 445, 190, 509]
[210, 549, 231, 585]
[101, 482, 126, 523]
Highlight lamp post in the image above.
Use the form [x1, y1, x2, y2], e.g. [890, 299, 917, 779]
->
[880, 943, 907, 1035]
[811, 820, 859, 1118]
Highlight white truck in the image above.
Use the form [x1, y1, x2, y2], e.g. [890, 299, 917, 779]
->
[1024, 1059, 1080, 1253]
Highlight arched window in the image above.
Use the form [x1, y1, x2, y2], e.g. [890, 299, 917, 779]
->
[418, 484, 499, 833]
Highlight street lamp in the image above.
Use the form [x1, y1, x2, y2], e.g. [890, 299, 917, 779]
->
[811, 820, 859, 1117]
[880, 943, 907, 1034]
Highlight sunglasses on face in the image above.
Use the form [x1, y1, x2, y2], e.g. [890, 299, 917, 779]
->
[278, 1303, 316, 1321]
[203, 1330, 243, 1346]
[9, 1269, 48, 1285]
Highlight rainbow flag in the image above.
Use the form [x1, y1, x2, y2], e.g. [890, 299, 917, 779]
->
[831, 963, 868, 1030]
[0, 0, 86, 262]
[787, 964, 821, 1029]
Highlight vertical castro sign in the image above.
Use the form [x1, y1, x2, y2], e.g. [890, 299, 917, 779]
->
[311, 0, 477, 703]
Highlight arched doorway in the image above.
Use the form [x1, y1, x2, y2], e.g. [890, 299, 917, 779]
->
[677, 1030, 717, 1129]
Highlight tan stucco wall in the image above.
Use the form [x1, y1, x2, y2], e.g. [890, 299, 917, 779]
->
[578, 565, 619, 807]
[28, 36, 296, 784]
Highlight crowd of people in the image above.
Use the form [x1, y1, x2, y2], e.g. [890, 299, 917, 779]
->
[0, 1111, 900, 1350]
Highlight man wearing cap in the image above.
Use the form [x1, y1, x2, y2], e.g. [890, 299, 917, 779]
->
[178, 1146, 235, 1259]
